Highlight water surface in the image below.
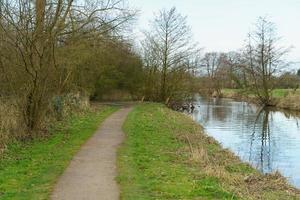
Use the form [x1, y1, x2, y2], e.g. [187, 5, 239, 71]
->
[191, 97, 300, 188]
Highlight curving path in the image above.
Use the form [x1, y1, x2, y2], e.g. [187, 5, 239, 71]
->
[51, 106, 132, 200]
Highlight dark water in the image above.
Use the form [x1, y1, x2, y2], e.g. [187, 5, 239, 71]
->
[191, 97, 300, 188]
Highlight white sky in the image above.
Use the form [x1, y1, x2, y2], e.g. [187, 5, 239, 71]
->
[128, 0, 300, 63]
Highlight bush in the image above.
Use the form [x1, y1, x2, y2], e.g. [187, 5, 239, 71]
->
[0, 93, 90, 153]
[51, 93, 90, 121]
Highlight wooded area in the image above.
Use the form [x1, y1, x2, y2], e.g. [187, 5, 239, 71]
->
[0, 1, 299, 147]
[0, 0, 142, 143]
[0, 1, 300, 199]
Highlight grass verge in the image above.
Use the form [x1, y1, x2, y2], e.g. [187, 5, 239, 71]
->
[0, 105, 118, 200]
[117, 103, 300, 200]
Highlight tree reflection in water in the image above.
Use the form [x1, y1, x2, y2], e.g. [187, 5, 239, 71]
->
[191, 96, 300, 187]
[250, 109, 272, 173]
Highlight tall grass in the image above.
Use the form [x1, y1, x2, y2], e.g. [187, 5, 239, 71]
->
[50, 93, 90, 121]
[277, 93, 300, 111]
[0, 93, 90, 153]
[0, 99, 20, 152]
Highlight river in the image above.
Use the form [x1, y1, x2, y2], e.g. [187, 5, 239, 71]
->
[191, 97, 300, 188]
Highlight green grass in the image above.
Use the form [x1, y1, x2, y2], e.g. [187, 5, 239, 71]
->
[271, 89, 289, 97]
[117, 103, 300, 200]
[0, 106, 118, 200]
[118, 104, 237, 200]
[222, 88, 242, 95]
[271, 89, 300, 98]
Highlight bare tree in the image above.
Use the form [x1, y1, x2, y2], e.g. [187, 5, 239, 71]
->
[0, 0, 136, 134]
[200, 52, 225, 95]
[221, 51, 248, 88]
[243, 17, 290, 105]
[142, 7, 196, 102]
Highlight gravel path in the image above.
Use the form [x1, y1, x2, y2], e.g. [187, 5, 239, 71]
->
[51, 107, 132, 200]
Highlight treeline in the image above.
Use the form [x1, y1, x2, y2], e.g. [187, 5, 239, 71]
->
[0, 2, 199, 145]
[198, 17, 299, 105]
[0, 0, 144, 143]
[0, 1, 298, 145]
[139, 10, 300, 107]
[140, 7, 200, 103]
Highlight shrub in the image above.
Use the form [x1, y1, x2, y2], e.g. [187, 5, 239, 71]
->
[51, 93, 90, 121]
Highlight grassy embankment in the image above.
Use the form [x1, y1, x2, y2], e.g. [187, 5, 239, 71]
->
[222, 88, 300, 110]
[118, 103, 300, 200]
[0, 106, 118, 200]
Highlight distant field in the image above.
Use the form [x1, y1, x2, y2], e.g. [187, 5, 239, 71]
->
[222, 88, 242, 96]
[272, 89, 300, 98]
[222, 88, 300, 98]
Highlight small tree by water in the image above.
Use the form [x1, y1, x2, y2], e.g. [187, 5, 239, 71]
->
[243, 17, 291, 106]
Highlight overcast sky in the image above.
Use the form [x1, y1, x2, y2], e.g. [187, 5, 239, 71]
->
[128, 0, 300, 63]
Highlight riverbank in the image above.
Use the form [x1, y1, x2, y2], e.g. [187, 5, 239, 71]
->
[222, 89, 300, 111]
[0, 105, 117, 200]
[117, 103, 300, 199]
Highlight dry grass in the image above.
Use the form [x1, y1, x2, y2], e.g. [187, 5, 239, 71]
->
[0, 99, 20, 152]
[277, 93, 300, 111]
[0, 93, 91, 154]
[100, 90, 134, 101]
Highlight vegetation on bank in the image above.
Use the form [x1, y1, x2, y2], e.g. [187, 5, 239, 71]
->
[222, 88, 300, 111]
[117, 103, 300, 200]
[0, 106, 117, 200]
[222, 88, 300, 98]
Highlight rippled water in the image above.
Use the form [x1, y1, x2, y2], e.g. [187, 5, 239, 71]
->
[191, 97, 300, 188]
